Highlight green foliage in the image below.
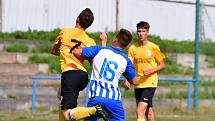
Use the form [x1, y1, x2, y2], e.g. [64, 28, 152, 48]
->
[0, 29, 60, 41]
[157, 85, 215, 99]
[200, 80, 215, 87]
[158, 81, 187, 86]
[32, 42, 52, 53]
[200, 41, 215, 56]
[83, 60, 92, 74]
[206, 56, 215, 68]
[4, 44, 28, 53]
[88, 32, 115, 46]
[121, 89, 135, 98]
[15, 116, 27, 120]
[28, 54, 60, 73]
[148, 35, 195, 53]
[162, 89, 188, 99]
[1, 30, 215, 56]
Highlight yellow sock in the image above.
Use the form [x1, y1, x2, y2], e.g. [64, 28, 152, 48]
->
[70, 107, 97, 120]
[58, 103, 65, 121]
[137, 118, 146, 121]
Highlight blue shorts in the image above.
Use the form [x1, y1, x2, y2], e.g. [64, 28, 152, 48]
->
[87, 97, 125, 121]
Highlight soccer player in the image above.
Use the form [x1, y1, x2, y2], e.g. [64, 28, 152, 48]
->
[124, 21, 165, 121]
[50, 8, 106, 121]
[70, 29, 138, 121]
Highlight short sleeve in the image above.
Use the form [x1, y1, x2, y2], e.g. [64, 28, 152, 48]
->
[153, 47, 165, 62]
[54, 29, 66, 44]
[82, 46, 103, 59]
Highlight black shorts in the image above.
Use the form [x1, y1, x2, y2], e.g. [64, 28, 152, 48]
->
[61, 70, 88, 110]
[135, 88, 156, 107]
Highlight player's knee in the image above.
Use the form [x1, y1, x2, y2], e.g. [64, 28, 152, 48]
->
[136, 107, 144, 117]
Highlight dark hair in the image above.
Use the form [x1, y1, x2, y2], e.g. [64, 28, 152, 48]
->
[116, 29, 132, 48]
[136, 21, 150, 31]
[78, 8, 94, 29]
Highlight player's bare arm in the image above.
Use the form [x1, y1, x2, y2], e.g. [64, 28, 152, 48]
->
[100, 32, 107, 46]
[125, 77, 139, 88]
[50, 41, 61, 56]
[72, 46, 82, 59]
[143, 60, 165, 76]
[124, 79, 131, 90]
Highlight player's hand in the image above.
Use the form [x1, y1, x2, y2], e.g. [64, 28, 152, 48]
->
[124, 80, 131, 90]
[100, 32, 107, 46]
[143, 69, 154, 76]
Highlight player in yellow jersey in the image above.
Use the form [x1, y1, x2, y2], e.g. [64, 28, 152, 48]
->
[124, 21, 165, 121]
[50, 8, 106, 121]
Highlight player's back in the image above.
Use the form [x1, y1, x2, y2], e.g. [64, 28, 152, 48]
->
[57, 28, 96, 72]
[88, 46, 130, 100]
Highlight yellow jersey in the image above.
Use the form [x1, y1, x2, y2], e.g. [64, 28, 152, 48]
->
[55, 28, 96, 72]
[128, 41, 165, 88]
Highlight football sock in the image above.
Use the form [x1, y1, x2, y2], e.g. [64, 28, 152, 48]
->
[137, 118, 146, 121]
[58, 104, 65, 121]
[69, 107, 97, 120]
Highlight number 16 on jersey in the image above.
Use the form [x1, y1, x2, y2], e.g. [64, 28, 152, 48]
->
[99, 58, 118, 82]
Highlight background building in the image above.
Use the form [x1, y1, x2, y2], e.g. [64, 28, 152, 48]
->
[0, 0, 214, 40]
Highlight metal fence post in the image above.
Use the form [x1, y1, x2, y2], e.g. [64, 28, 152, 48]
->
[187, 81, 192, 112]
[32, 80, 37, 113]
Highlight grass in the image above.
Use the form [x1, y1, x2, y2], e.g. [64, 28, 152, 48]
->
[0, 112, 57, 121]
[0, 110, 214, 121]
[3, 44, 28, 53]
[126, 115, 215, 121]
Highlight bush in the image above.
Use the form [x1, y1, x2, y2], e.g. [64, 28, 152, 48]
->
[4, 44, 28, 52]
[32, 42, 52, 53]
[28, 54, 61, 73]
[0, 29, 60, 41]
[1, 30, 215, 56]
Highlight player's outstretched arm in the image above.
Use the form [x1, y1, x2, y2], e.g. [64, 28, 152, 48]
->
[100, 32, 107, 46]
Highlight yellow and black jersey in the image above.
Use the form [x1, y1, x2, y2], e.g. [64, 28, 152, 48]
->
[128, 41, 165, 88]
[55, 28, 96, 72]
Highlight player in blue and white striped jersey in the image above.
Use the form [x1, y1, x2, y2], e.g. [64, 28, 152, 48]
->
[70, 29, 138, 121]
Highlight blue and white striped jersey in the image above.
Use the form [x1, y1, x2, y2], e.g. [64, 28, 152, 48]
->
[82, 46, 136, 100]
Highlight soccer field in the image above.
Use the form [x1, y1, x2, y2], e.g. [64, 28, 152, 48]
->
[126, 115, 215, 121]
[0, 112, 214, 121]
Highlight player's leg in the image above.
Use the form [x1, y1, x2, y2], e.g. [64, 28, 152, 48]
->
[57, 86, 65, 121]
[59, 101, 66, 121]
[135, 88, 148, 121]
[87, 97, 110, 121]
[69, 107, 96, 120]
[103, 98, 124, 121]
[61, 70, 88, 120]
[145, 107, 155, 121]
[144, 88, 156, 121]
[136, 102, 147, 121]
[69, 104, 110, 121]
[67, 70, 99, 120]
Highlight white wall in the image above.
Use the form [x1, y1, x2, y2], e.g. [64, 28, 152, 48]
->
[2, 0, 215, 41]
[2, 0, 116, 32]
